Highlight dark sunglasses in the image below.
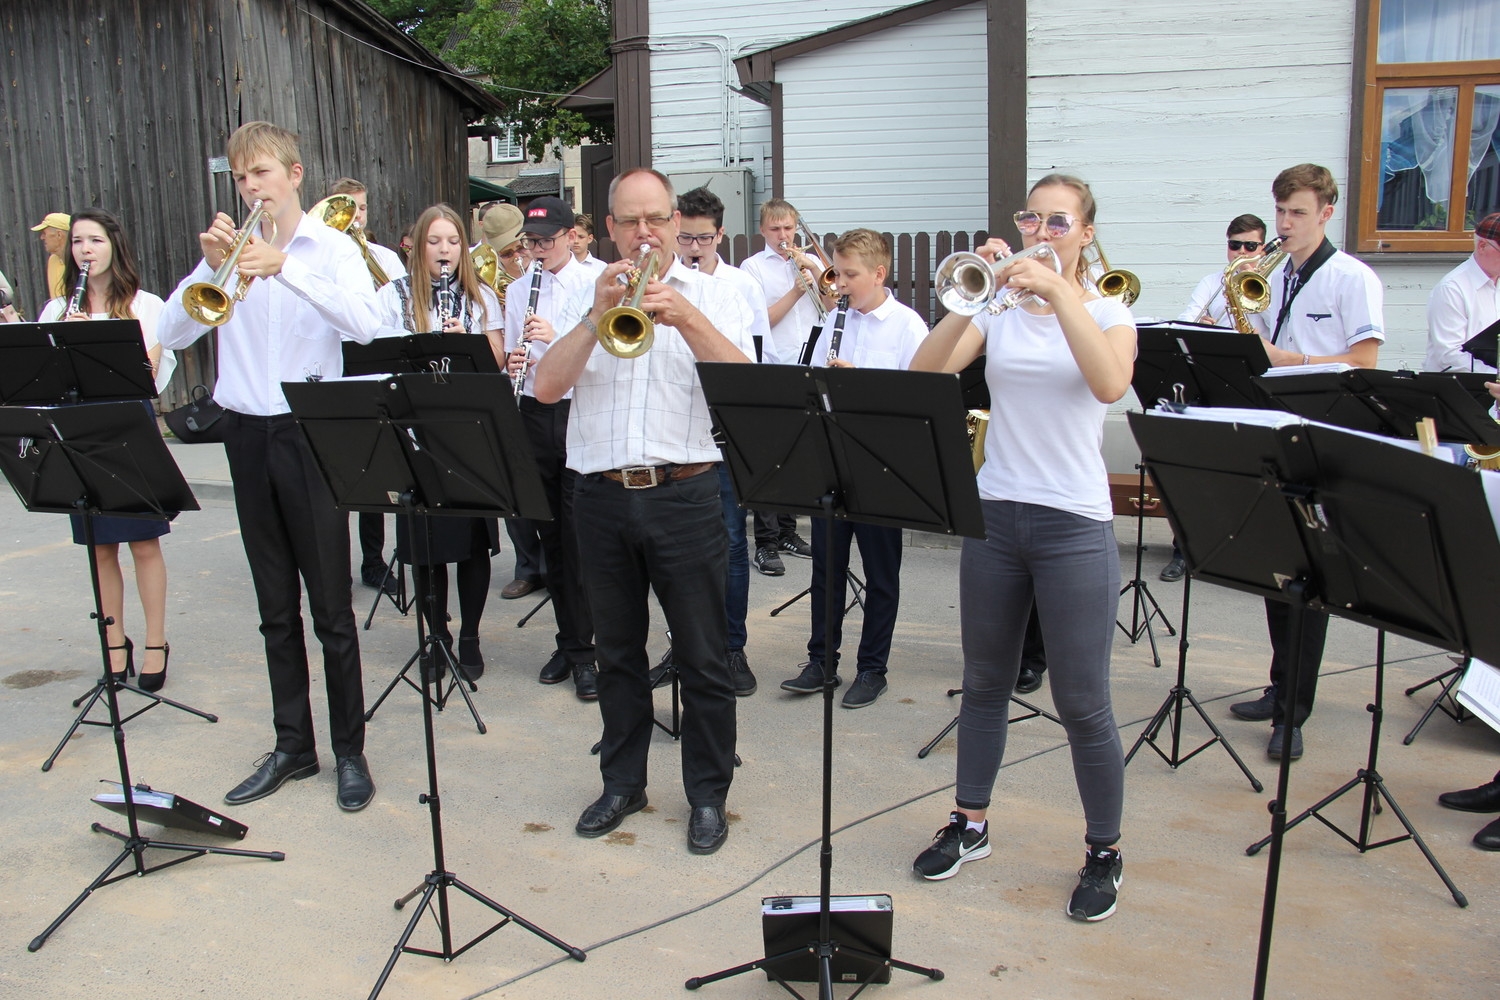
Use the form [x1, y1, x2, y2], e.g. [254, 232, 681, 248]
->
[1227, 240, 1263, 252]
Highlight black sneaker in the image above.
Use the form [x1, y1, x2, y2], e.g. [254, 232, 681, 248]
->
[841, 671, 887, 709]
[781, 660, 834, 694]
[728, 648, 756, 696]
[754, 546, 786, 576]
[1267, 725, 1303, 760]
[779, 533, 813, 559]
[1067, 846, 1123, 922]
[913, 812, 991, 880]
[1230, 685, 1278, 721]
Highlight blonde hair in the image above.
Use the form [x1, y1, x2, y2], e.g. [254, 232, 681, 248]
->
[1029, 173, 1098, 284]
[833, 229, 890, 275]
[405, 204, 488, 333]
[760, 197, 797, 225]
[226, 121, 300, 172]
[330, 176, 366, 195]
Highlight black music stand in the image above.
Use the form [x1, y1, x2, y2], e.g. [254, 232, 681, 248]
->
[1130, 408, 1500, 999]
[0, 319, 156, 405]
[1132, 323, 1274, 409]
[281, 374, 579, 997]
[0, 402, 284, 952]
[688, 363, 981, 998]
[1254, 368, 1500, 448]
[1115, 463, 1175, 667]
[361, 553, 414, 630]
[1459, 317, 1500, 368]
[0, 401, 218, 772]
[342, 332, 503, 377]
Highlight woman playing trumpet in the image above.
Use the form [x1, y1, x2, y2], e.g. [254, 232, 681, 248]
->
[39, 209, 177, 690]
[908, 175, 1135, 921]
[372, 204, 504, 678]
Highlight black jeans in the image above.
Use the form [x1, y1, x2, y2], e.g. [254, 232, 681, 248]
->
[574, 468, 734, 807]
[752, 510, 798, 549]
[1265, 598, 1330, 728]
[223, 411, 365, 758]
[519, 396, 593, 664]
[807, 518, 903, 675]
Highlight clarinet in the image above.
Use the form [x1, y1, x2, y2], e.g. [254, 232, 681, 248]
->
[825, 295, 850, 366]
[65, 261, 92, 317]
[436, 261, 453, 329]
[512, 261, 544, 397]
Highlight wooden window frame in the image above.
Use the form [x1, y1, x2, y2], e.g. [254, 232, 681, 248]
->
[1351, 1, 1500, 253]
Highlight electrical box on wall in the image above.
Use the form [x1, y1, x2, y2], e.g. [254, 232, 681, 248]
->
[666, 169, 755, 246]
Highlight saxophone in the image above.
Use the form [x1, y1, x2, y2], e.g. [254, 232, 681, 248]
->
[1222, 238, 1288, 336]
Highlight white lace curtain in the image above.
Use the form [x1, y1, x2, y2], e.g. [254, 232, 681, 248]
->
[1378, 0, 1500, 62]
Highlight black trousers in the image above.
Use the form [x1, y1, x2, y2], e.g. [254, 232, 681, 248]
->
[575, 468, 734, 807]
[223, 411, 365, 758]
[1265, 598, 1330, 729]
[807, 519, 903, 675]
[357, 512, 385, 575]
[752, 510, 797, 548]
[519, 396, 593, 664]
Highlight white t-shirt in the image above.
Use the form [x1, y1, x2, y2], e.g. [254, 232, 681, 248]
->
[1263, 247, 1384, 359]
[974, 297, 1137, 521]
[1178, 270, 1271, 337]
[809, 290, 926, 371]
[1425, 255, 1499, 373]
[740, 246, 822, 365]
[40, 289, 177, 394]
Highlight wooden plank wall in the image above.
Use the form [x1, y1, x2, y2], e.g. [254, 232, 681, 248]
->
[0, 0, 478, 405]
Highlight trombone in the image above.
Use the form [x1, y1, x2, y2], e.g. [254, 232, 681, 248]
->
[181, 199, 276, 327]
[308, 193, 392, 289]
[597, 244, 660, 359]
[1089, 237, 1141, 306]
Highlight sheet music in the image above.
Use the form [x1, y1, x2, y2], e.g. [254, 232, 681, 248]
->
[1150, 404, 1462, 462]
[1257, 362, 1352, 377]
[1457, 658, 1500, 735]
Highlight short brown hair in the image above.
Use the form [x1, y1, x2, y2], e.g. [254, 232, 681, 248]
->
[574, 213, 594, 236]
[1227, 213, 1266, 238]
[330, 177, 366, 195]
[833, 229, 889, 274]
[759, 197, 797, 225]
[226, 121, 300, 172]
[1272, 164, 1339, 208]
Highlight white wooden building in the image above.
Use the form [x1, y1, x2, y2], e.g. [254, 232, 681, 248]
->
[612, 0, 1499, 377]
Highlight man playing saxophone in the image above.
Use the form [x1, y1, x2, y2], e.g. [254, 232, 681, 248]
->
[1178, 214, 1271, 336]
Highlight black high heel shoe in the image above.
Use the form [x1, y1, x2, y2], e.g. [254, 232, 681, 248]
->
[139, 642, 170, 693]
[108, 638, 135, 682]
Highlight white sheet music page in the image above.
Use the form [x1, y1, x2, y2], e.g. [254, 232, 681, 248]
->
[1457, 659, 1500, 735]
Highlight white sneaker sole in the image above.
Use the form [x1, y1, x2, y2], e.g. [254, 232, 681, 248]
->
[915, 841, 991, 881]
[1067, 874, 1122, 922]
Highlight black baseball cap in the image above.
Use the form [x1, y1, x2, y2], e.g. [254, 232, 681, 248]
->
[521, 196, 575, 237]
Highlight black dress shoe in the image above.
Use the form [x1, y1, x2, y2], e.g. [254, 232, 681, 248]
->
[335, 754, 375, 811]
[688, 805, 729, 855]
[1159, 555, 1186, 582]
[457, 636, 484, 680]
[573, 662, 599, 701]
[1474, 816, 1500, 850]
[539, 649, 571, 684]
[1015, 666, 1044, 694]
[781, 661, 835, 694]
[224, 750, 320, 805]
[1438, 771, 1500, 813]
[576, 791, 647, 838]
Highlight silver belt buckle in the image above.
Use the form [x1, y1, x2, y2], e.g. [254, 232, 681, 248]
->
[620, 465, 660, 489]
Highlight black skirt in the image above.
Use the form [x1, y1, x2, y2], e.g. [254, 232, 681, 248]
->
[394, 514, 499, 566]
[70, 512, 171, 545]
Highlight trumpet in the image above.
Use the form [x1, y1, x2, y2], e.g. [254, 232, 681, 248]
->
[1090, 237, 1141, 307]
[1222, 238, 1288, 335]
[182, 200, 277, 327]
[935, 242, 1062, 316]
[307, 193, 392, 289]
[597, 244, 659, 359]
[64, 261, 92, 317]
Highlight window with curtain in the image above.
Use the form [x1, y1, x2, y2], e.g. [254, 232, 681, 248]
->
[1357, 0, 1500, 251]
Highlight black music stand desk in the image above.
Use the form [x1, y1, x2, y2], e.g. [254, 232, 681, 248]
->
[1130, 407, 1500, 1000]
[689, 363, 982, 998]
[342, 332, 503, 377]
[1132, 322, 1273, 410]
[1255, 367, 1500, 449]
[282, 373, 580, 998]
[0, 319, 156, 405]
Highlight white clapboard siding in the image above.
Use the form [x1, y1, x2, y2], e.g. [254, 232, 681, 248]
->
[777, 2, 987, 235]
[647, 0, 914, 186]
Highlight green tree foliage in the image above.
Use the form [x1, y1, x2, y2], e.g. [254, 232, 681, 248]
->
[369, 0, 613, 161]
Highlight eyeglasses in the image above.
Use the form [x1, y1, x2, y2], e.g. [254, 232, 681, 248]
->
[1227, 240, 1264, 252]
[676, 233, 718, 246]
[518, 235, 558, 250]
[613, 214, 674, 230]
[497, 247, 522, 259]
[1013, 211, 1077, 238]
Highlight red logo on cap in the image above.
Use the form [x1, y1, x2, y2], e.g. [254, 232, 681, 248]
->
[527, 208, 547, 218]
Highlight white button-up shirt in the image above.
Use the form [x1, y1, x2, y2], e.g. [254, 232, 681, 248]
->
[740, 246, 822, 365]
[809, 289, 927, 370]
[1425, 255, 1499, 373]
[703, 255, 770, 362]
[1263, 249, 1384, 359]
[505, 257, 596, 400]
[158, 212, 380, 415]
[565, 256, 754, 474]
[1179, 270, 1271, 337]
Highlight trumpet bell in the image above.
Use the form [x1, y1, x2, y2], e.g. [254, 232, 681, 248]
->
[1097, 268, 1141, 307]
[182, 281, 234, 327]
[935, 251, 995, 316]
[597, 305, 654, 359]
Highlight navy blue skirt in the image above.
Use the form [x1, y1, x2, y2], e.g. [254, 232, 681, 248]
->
[70, 512, 171, 545]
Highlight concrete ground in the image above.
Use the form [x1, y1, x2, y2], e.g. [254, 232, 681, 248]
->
[2, 438, 1499, 1000]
